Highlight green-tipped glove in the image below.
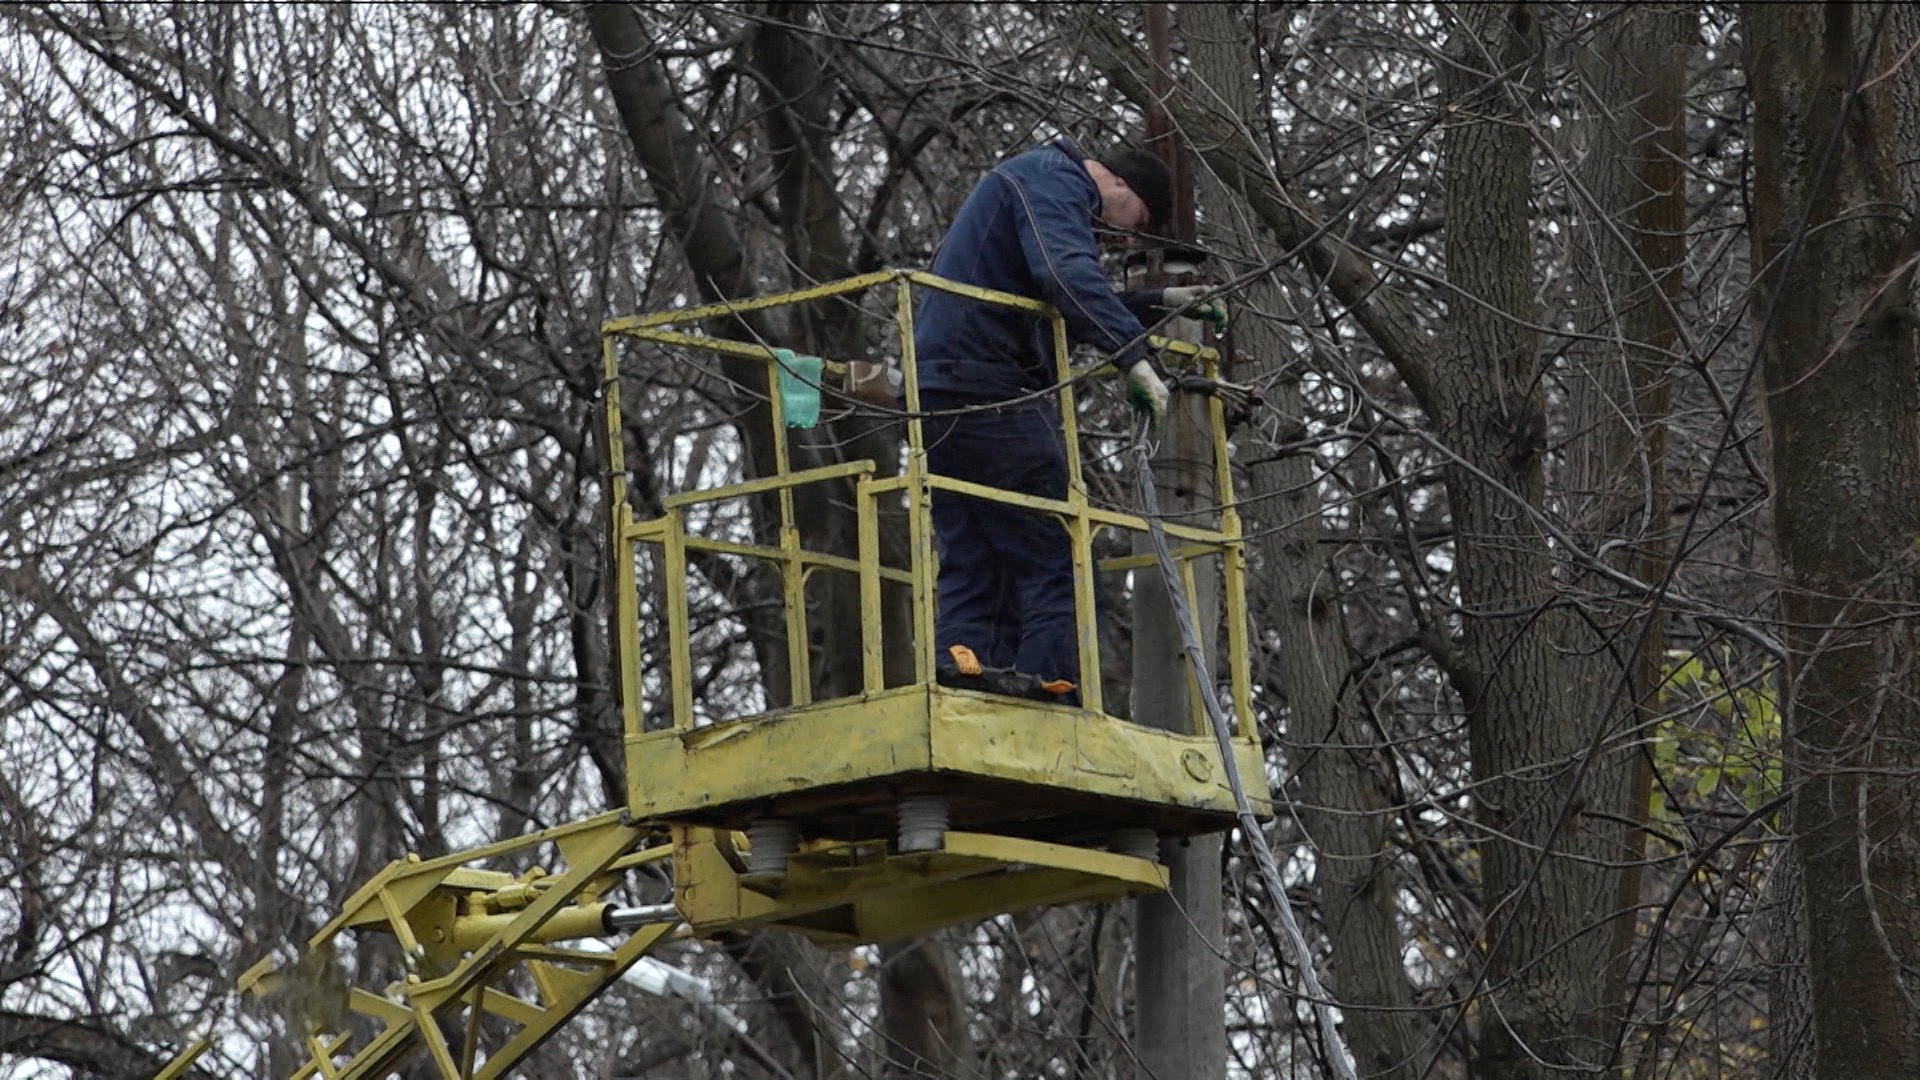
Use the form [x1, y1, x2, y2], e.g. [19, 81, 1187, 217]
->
[1162, 284, 1229, 328]
[1127, 359, 1169, 421]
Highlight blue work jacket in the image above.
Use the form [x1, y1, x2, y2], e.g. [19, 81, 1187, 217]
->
[913, 139, 1161, 401]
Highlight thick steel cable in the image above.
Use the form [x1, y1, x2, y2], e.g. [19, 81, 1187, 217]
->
[1132, 412, 1357, 1080]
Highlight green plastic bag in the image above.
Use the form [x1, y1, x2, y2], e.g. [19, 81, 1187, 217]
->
[772, 348, 824, 429]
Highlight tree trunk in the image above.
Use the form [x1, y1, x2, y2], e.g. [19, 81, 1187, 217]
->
[1764, 811, 1817, 1080]
[878, 936, 973, 1078]
[1746, 5, 1920, 1077]
[1564, 2, 1688, 1045]
[1181, 4, 1427, 1075]
[1075, 6, 1645, 1073]
[1439, 6, 1640, 1075]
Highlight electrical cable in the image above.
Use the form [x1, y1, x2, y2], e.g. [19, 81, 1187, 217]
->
[1130, 410, 1358, 1080]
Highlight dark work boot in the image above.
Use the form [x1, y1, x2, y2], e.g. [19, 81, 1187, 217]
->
[936, 645, 1077, 704]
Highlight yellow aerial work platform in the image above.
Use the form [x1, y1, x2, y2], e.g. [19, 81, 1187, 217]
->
[158, 269, 1268, 1080]
[603, 268, 1270, 944]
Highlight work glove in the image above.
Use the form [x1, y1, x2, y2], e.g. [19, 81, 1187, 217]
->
[846, 360, 903, 407]
[1126, 359, 1170, 422]
[1161, 284, 1228, 327]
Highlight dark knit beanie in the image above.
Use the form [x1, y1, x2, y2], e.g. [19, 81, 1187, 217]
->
[1099, 148, 1173, 230]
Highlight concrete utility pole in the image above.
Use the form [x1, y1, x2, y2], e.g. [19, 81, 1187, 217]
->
[1130, 5, 1225, 1079]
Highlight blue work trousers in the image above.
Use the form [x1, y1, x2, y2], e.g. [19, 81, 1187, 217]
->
[922, 391, 1081, 697]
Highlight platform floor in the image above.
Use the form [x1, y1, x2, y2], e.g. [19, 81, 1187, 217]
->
[624, 683, 1272, 849]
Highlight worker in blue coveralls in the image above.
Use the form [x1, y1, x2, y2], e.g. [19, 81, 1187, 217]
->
[913, 137, 1217, 704]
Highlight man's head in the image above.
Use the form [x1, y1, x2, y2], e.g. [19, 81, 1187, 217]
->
[1086, 148, 1172, 234]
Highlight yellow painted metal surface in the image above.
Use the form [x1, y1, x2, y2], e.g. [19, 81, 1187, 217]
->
[671, 825, 1168, 945]
[928, 471, 1230, 546]
[153, 1035, 212, 1079]
[857, 475, 886, 692]
[601, 270, 1244, 723]
[661, 459, 875, 509]
[186, 815, 672, 1080]
[161, 270, 1271, 1080]
[623, 684, 1269, 824]
[600, 268, 1269, 901]
[606, 268, 900, 332]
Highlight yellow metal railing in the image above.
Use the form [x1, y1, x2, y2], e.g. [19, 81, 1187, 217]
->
[600, 270, 1251, 738]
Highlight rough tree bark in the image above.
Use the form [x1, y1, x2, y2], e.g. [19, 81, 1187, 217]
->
[1181, 4, 1426, 1075]
[1438, 8, 1643, 1074]
[1746, 5, 1920, 1077]
[1563, 3, 1687, 1054]
[1079, 5, 1645, 1074]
